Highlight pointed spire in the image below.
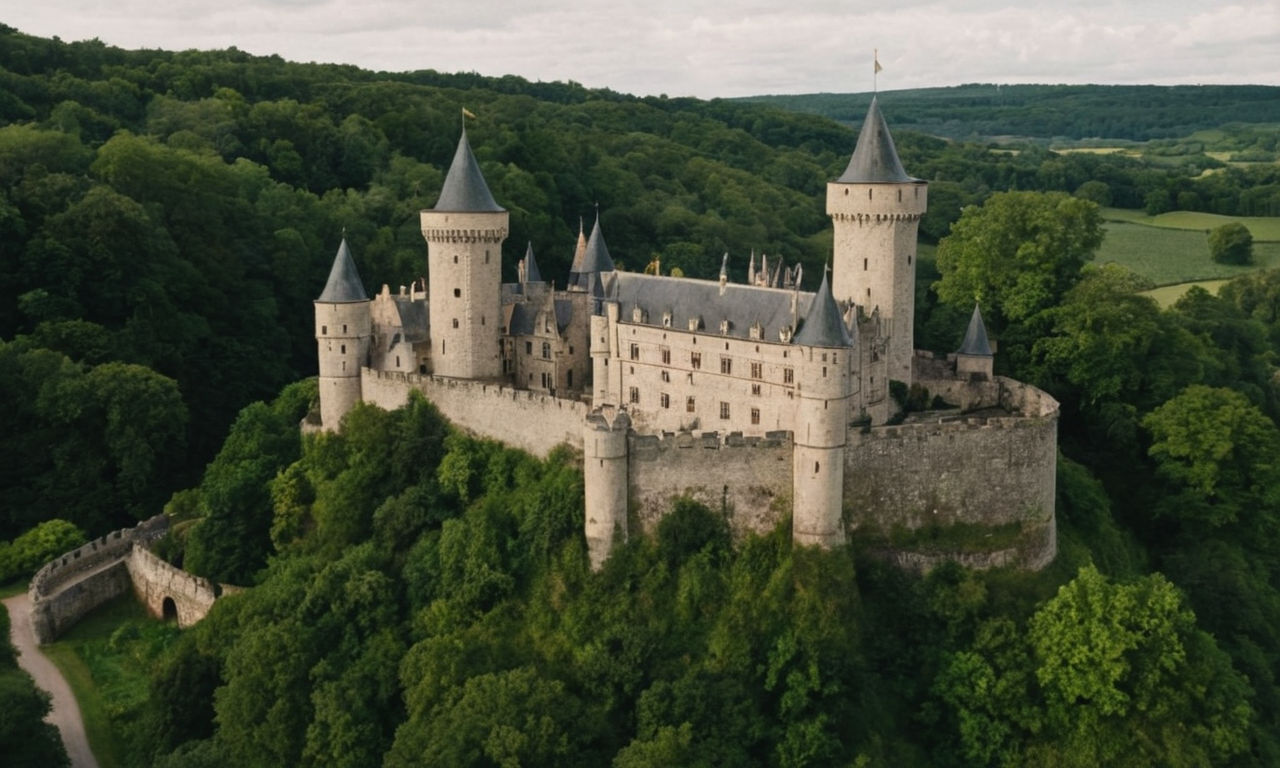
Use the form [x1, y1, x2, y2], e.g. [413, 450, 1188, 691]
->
[316, 238, 368, 303]
[957, 303, 993, 356]
[434, 128, 504, 212]
[837, 96, 913, 184]
[522, 242, 543, 284]
[719, 252, 729, 281]
[748, 249, 757, 285]
[580, 211, 615, 274]
[569, 217, 588, 277]
[794, 264, 852, 347]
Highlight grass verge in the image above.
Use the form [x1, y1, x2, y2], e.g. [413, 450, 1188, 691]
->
[0, 578, 28, 599]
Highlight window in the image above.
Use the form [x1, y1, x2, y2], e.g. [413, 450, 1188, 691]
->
[453, 255, 458, 263]
[343, 324, 347, 333]
[569, 346, 574, 354]
[691, 352, 702, 370]
[541, 372, 550, 388]
[661, 370, 670, 383]
[525, 341, 533, 354]
[567, 370, 573, 387]
[864, 258, 868, 270]
[454, 288, 461, 297]
[822, 366, 828, 377]
[321, 325, 327, 335]
[340, 344, 346, 354]
[485, 250, 490, 264]
[629, 386, 640, 404]
[750, 361, 762, 379]
[660, 393, 670, 409]
[396, 355, 400, 367]
[452, 318, 459, 328]
[751, 407, 760, 425]
[686, 396, 696, 413]
[751, 384, 761, 396]
[630, 343, 639, 360]
[481, 316, 485, 326]
[719, 402, 730, 420]
[720, 356, 732, 375]
[660, 346, 671, 364]
[542, 342, 551, 359]
[783, 367, 794, 384]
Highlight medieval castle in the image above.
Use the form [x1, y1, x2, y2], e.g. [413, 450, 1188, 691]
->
[309, 99, 1060, 571]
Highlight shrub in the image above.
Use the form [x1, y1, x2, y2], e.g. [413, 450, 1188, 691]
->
[0, 519, 87, 583]
[1209, 222, 1253, 265]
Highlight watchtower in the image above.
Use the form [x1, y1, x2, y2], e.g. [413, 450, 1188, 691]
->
[420, 129, 509, 379]
[826, 97, 927, 387]
[314, 238, 371, 431]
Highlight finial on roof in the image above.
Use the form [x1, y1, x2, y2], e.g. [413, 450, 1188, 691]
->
[957, 303, 993, 356]
[793, 264, 852, 347]
[317, 238, 368, 303]
[836, 96, 913, 184]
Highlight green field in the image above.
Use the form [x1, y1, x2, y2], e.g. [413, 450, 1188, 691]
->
[1140, 279, 1230, 308]
[1100, 207, 1280, 241]
[1096, 221, 1280, 286]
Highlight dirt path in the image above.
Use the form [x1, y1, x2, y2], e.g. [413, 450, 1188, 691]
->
[3, 592, 100, 768]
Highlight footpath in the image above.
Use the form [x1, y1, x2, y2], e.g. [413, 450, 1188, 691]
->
[3, 592, 99, 768]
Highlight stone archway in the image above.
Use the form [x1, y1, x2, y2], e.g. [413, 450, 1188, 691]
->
[162, 596, 178, 622]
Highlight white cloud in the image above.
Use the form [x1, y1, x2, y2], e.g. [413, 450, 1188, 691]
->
[6, 0, 1278, 97]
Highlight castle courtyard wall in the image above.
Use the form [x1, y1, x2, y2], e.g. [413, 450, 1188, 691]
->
[361, 368, 588, 458]
[126, 545, 221, 629]
[628, 431, 793, 539]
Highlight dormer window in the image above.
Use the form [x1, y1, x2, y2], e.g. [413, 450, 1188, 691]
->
[719, 319, 731, 335]
[662, 311, 673, 327]
[632, 306, 648, 323]
[779, 326, 793, 343]
[749, 323, 762, 340]
[688, 316, 703, 331]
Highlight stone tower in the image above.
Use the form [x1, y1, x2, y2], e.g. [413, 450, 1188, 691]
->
[584, 407, 630, 569]
[420, 128, 509, 379]
[791, 268, 854, 547]
[826, 97, 927, 387]
[314, 238, 371, 431]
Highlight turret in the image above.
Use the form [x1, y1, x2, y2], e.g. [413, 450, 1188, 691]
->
[826, 96, 927, 388]
[584, 407, 630, 569]
[315, 238, 371, 431]
[420, 127, 509, 379]
[791, 268, 854, 547]
[955, 303, 994, 380]
[571, 212, 615, 291]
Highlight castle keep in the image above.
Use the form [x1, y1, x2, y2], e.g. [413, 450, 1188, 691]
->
[310, 99, 1060, 571]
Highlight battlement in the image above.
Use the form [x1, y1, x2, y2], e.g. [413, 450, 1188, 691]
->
[629, 429, 793, 457]
[29, 514, 168, 601]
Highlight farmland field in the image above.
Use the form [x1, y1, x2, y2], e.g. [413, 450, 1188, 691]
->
[1100, 208, 1280, 241]
[1095, 221, 1280, 285]
[1140, 279, 1230, 308]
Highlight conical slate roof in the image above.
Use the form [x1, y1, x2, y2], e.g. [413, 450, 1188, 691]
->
[836, 96, 913, 184]
[569, 219, 587, 276]
[793, 267, 852, 347]
[581, 213, 615, 274]
[316, 238, 368, 303]
[523, 242, 543, 283]
[957, 304, 993, 356]
[434, 128, 504, 212]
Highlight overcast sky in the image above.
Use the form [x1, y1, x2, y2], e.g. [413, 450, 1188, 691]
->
[7, 1, 1279, 98]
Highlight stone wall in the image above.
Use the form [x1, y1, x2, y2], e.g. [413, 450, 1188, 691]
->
[628, 430, 793, 538]
[126, 546, 221, 629]
[28, 515, 169, 643]
[361, 369, 588, 458]
[843, 377, 1059, 570]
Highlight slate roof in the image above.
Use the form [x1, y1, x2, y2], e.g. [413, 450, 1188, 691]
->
[391, 296, 429, 342]
[316, 238, 368, 303]
[434, 129, 504, 212]
[523, 242, 543, 283]
[581, 214, 615, 274]
[792, 268, 853, 347]
[505, 297, 575, 337]
[957, 304, 993, 356]
[608, 271, 815, 343]
[836, 96, 914, 184]
[569, 220, 587, 275]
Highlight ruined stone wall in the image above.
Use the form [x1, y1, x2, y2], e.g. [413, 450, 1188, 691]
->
[628, 430, 793, 539]
[126, 545, 220, 629]
[843, 378, 1059, 570]
[361, 369, 588, 458]
[28, 515, 169, 643]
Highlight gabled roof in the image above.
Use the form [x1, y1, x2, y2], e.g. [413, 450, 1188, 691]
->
[836, 96, 914, 184]
[316, 238, 368, 303]
[793, 267, 852, 347]
[433, 128, 504, 212]
[608, 271, 813, 343]
[957, 303, 993, 356]
[523, 242, 543, 283]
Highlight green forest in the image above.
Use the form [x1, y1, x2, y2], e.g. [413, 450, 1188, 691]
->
[5, 24, 1280, 767]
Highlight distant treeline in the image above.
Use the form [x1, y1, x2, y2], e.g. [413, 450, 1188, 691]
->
[740, 84, 1280, 142]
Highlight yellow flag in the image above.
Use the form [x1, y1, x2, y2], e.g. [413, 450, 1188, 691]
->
[874, 50, 883, 74]
[462, 107, 477, 120]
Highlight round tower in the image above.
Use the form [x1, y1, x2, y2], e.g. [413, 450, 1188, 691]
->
[826, 97, 927, 387]
[315, 238, 371, 431]
[421, 127, 508, 380]
[791, 269, 854, 547]
[584, 407, 630, 570]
